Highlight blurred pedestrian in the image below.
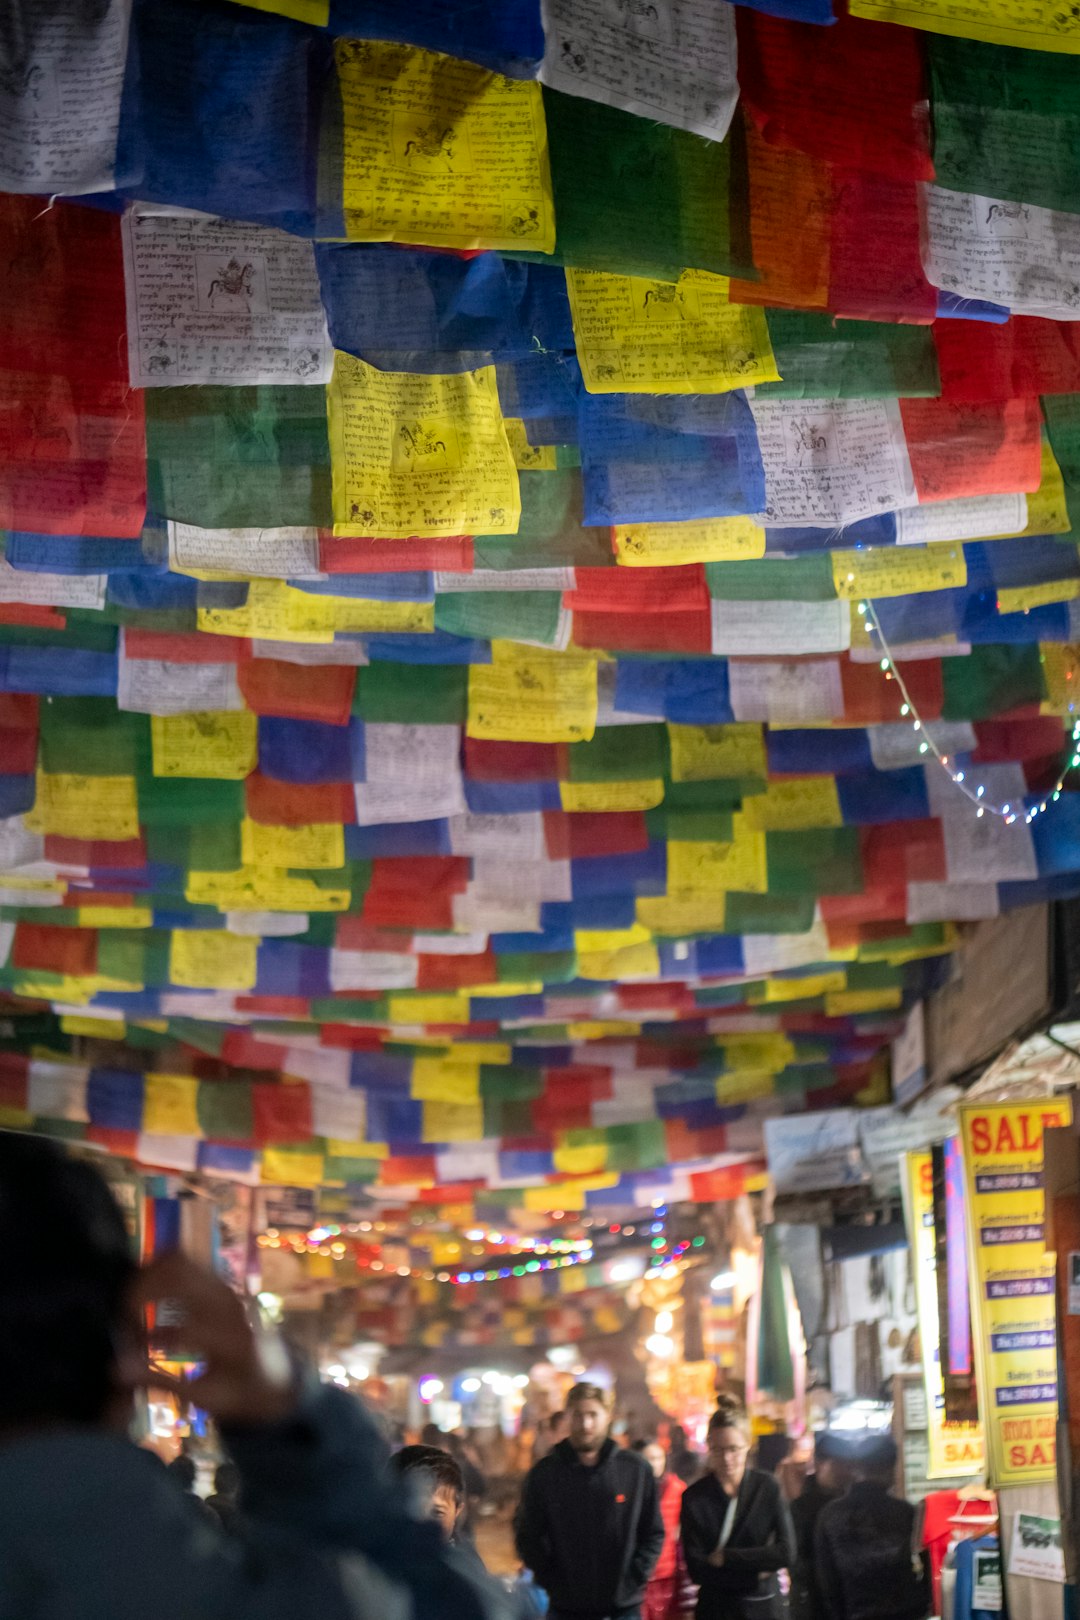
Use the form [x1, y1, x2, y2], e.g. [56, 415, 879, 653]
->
[667, 1425, 703, 1486]
[205, 1461, 242, 1533]
[789, 1434, 854, 1620]
[633, 1441, 695, 1620]
[814, 1436, 929, 1620]
[680, 1396, 795, 1620]
[392, 1444, 491, 1583]
[515, 1382, 664, 1620]
[0, 1134, 505, 1620]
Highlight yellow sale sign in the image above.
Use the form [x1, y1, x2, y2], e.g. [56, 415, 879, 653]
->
[959, 1098, 1072, 1486]
[904, 1150, 984, 1478]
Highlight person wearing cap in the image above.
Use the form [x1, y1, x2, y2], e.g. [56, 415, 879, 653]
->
[813, 1436, 930, 1620]
[788, 1433, 854, 1620]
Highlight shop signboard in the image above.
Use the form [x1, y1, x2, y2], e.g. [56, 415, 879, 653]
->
[903, 1150, 985, 1478]
[959, 1098, 1073, 1486]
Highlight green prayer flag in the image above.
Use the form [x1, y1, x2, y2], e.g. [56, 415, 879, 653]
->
[929, 36, 1080, 217]
[542, 89, 756, 280]
[39, 698, 147, 778]
[705, 552, 837, 601]
[434, 589, 564, 646]
[760, 311, 940, 399]
[353, 661, 467, 724]
[567, 724, 668, 782]
[146, 386, 332, 527]
[197, 1080, 255, 1142]
[941, 643, 1046, 721]
[765, 828, 862, 896]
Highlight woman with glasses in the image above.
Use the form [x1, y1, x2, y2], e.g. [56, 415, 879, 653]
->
[680, 1397, 795, 1620]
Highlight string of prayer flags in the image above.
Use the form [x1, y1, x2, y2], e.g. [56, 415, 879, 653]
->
[5, 0, 1080, 1210]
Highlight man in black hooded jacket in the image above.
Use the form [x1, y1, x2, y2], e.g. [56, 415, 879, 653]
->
[814, 1436, 929, 1620]
[515, 1383, 664, 1620]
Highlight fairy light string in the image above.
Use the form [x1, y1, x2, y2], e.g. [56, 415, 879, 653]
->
[858, 597, 1079, 827]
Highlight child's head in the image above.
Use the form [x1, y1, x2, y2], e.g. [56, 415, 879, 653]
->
[391, 1444, 466, 1539]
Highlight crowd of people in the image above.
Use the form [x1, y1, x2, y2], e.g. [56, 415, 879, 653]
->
[1, 1134, 931, 1620]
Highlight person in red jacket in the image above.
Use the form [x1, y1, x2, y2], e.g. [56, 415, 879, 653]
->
[634, 1441, 696, 1620]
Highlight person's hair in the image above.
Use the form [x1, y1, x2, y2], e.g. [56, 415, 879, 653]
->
[549, 1408, 567, 1429]
[214, 1461, 241, 1496]
[0, 1134, 135, 1430]
[566, 1382, 613, 1410]
[854, 1434, 897, 1480]
[631, 1438, 648, 1452]
[813, 1430, 852, 1466]
[168, 1454, 197, 1490]
[392, 1443, 466, 1506]
[707, 1394, 750, 1440]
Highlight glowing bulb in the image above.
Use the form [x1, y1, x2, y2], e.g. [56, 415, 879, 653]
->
[711, 1270, 737, 1291]
[900, 704, 910, 717]
[977, 785, 985, 799]
[655, 1310, 674, 1334]
[919, 742, 928, 754]
[879, 658, 889, 671]
[461, 1377, 482, 1394]
[646, 1333, 676, 1359]
[977, 807, 985, 818]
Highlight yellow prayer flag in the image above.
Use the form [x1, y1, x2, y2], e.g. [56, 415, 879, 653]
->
[186, 867, 349, 912]
[566, 268, 780, 395]
[60, 1014, 127, 1039]
[636, 892, 727, 936]
[740, 777, 843, 831]
[825, 988, 904, 1015]
[468, 643, 598, 742]
[505, 418, 558, 470]
[574, 922, 654, 954]
[151, 712, 257, 780]
[169, 929, 258, 991]
[560, 778, 665, 812]
[565, 1021, 641, 1040]
[25, 771, 139, 841]
[240, 818, 345, 872]
[1020, 439, 1071, 537]
[325, 1137, 388, 1160]
[261, 1147, 326, 1187]
[832, 542, 967, 601]
[715, 1072, 776, 1105]
[667, 826, 768, 895]
[422, 1099, 485, 1142]
[228, 0, 327, 20]
[668, 722, 766, 783]
[336, 40, 555, 251]
[143, 1073, 202, 1138]
[998, 571, 1080, 616]
[387, 991, 471, 1025]
[718, 1033, 795, 1071]
[328, 353, 520, 539]
[411, 1054, 482, 1104]
[73, 906, 153, 930]
[850, 0, 1080, 53]
[1040, 642, 1080, 714]
[553, 1138, 608, 1176]
[523, 1174, 619, 1211]
[614, 516, 766, 567]
[757, 972, 847, 1003]
[577, 941, 661, 981]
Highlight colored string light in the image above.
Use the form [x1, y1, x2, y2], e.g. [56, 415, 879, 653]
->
[859, 597, 1077, 826]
